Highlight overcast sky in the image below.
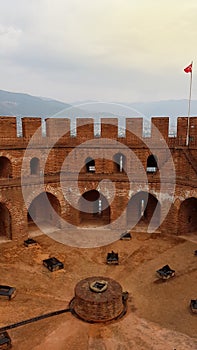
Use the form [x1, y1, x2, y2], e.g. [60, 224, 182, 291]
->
[0, 0, 197, 103]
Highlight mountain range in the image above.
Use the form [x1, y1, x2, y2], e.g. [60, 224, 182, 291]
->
[0, 89, 197, 119]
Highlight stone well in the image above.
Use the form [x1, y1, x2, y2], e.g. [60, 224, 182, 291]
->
[72, 276, 125, 322]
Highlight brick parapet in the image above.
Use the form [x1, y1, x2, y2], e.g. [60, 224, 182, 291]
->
[0, 116, 196, 148]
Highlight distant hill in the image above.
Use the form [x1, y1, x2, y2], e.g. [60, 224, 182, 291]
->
[0, 89, 197, 120]
[72, 99, 197, 118]
[125, 100, 197, 117]
[0, 90, 70, 117]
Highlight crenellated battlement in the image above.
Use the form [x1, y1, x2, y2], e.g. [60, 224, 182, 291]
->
[0, 116, 197, 147]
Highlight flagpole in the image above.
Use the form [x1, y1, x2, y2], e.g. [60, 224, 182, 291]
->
[186, 61, 193, 146]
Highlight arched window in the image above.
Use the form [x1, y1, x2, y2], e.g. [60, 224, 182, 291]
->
[113, 153, 126, 172]
[146, 155, 158, 173]
[85, 157, 95, 173]
[0, 156, 12, 178]
[30, 157, 40, 175]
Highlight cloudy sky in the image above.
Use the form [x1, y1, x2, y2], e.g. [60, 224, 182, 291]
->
[0, 0, 197, 103]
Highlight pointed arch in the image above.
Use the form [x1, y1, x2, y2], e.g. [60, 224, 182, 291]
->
[85, 157, 95, 173]
[146, 154, 158, 173]
[0, 156, 12, 178]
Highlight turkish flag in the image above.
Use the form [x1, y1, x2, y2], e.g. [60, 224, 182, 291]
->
[184, 63, 192, 73]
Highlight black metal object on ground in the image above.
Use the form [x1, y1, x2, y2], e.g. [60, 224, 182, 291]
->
[0, 331, 12, 349]
[0, 286, 16, 300]
[106, 251, 119, 265]
[122, 291, 129, 302]
[43, 257, 64, 272]
[24, 238, 38, 247]
[190, 299, 197, 313]
[0, 308, 71, 333]
[156, 265, 175, 280]
[120, 232, 131, 240]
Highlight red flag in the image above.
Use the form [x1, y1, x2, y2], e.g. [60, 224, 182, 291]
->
[184, 63, 192, 73]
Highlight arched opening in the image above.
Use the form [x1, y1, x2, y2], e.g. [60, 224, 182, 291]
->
[78, 190, 110, 226]
[178, 197, 197, 234]
[146, 154, 158, 173]
[113, 153, 126, 173]
[0, 157, 12, 178]
[85, 157, 95, 173]
[30, 157, 40, 175]
[0, 203, 11, 240]
[27, 192, 61, 233]
[127, 191, 160, 231]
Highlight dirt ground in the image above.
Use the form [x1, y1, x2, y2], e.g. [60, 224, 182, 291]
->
[0, 228, 197, 350]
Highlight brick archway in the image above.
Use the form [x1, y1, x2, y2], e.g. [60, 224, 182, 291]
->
[127, 191, 161, 231]
[178, 197, 197, 235]
[27, 192, 61, 232]
[78, 190, 110, 227]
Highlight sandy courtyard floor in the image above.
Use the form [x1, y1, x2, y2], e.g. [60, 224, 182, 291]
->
[0, 228, 197, 349]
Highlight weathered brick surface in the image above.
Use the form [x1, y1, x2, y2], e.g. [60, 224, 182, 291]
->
[152, 117, 169, 140]
[0, 116, 196, 241]
[73, 276, 123, 322]
[22, 117, 42, 138]
[0, 117, 16, 139]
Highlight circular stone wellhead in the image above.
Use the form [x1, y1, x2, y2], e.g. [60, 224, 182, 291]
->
[71, 276, 127, 322]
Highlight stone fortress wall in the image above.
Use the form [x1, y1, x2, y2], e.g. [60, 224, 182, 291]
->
[0, 116, 197, 241]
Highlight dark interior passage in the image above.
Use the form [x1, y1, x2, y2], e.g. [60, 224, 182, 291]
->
[79, 190, 110, 226]
[28, 192, 61, 230]
[178, 197, 197, 234]
[127, 191, 160, 230]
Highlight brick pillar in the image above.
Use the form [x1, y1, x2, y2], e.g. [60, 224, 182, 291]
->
[151, 117, 169, 141]
[0, 117, 17, 139]
[126, 118, 143, 145]
[45, 118, 70, 140]
[22, 118, 42, 138]
[101, 118, 118, 139]
[76, 118, 94, 142]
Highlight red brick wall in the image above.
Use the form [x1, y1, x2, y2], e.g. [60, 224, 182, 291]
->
[101, 118, 118, 139]
[151, 117, 169, 140]
[0, 116, 196, 241]
[45, 118, 70, 139]
[0, 117, 17, 139]
[22, 117, 42, 138]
